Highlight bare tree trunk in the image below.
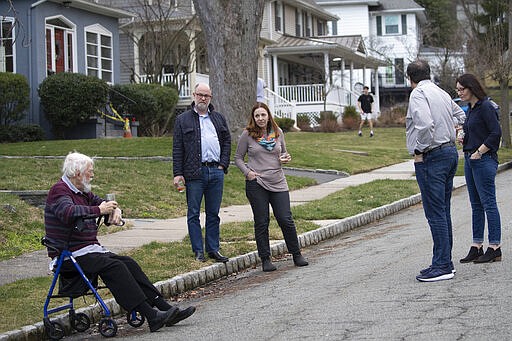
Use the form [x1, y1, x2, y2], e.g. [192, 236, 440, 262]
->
[192, 0, 265, 138]
[504, 0, 512, 148]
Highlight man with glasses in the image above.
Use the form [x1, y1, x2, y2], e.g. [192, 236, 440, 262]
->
[173, 83, 231, 263]
[405, 60, 465, 282]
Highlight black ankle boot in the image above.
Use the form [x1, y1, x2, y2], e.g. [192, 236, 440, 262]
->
[460, 246, 483, 263]
[261, 257, 276, 272]
[293, 253, 308, 267]
[474, 247, 502, 263]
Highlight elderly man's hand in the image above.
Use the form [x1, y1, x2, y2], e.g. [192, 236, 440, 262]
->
[99, 200, 118, 215]
[108, 207, 123, 225]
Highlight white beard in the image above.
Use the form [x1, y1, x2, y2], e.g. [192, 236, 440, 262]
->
[81, 176, 92, 193]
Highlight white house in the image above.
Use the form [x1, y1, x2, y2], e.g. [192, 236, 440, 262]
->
[316, 0, 426, 105]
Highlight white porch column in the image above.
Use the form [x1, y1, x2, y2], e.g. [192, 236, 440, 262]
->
[374, 67, 380, 114]
[341, 59, 345, 88]
[272, 54, 279, 93]
[133, 31, 143, 81]
[350, 61, 354, 91]
[265, 53, 271, 91]
[324, 52, 330, 89]
[362, 66, 367, 87]
[189, 33, 196, 95]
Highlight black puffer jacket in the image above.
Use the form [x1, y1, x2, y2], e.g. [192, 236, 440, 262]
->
[172, 102, 231, 180]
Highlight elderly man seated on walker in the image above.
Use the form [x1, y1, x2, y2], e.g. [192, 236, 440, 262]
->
[44, 152, 195, 333]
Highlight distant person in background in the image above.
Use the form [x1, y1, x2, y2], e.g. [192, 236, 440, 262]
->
[405, 60, 465, 282]
[357, 86, 375, 137]
[456, 73, 502, 264]
[257, 77, 266, 103]
[234, 102, 308, 272]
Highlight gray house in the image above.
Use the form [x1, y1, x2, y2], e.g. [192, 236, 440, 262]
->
[0, 0, 132, 138]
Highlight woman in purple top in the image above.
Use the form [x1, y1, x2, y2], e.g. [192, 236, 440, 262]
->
[235, 102, 308, 272]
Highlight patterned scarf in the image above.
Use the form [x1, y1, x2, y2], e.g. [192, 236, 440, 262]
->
[257, 130, 276, 151]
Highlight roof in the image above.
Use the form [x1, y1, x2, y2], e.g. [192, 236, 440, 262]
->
[31, 0, 134, 18]
[315, 0, 380, 5]
[369, 0, 426, 23]
[283, 0, 339, 21]
[266, 34, 386, 68]
[94, 0, 195, 22]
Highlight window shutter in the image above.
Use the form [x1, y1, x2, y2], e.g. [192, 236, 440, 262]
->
[376, 16, 382, 36]
[274, 3, 279, 31]
[401, 14, 407, 35]
[331, 20, 337, 35]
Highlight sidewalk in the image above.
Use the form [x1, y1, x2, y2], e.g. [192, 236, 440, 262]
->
[3, 160, 512, 340]
[0, 159, 418, 285]
[97, 160, 419, 252]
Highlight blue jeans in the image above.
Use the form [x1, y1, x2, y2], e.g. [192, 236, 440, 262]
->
[185, 166, 224, 253]
[464, 153, 501, 245]
[414, 145, 458, 271]
[245, 180, 300, 258]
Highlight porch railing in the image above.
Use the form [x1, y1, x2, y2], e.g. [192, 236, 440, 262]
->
[264, 88, 297, 129]
[278, 84, 324, 103]
[139, 72, 191, 99]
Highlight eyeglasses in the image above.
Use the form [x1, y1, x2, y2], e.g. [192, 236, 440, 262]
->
[194, 93, 212, 99]
[456, 87, 466, 93]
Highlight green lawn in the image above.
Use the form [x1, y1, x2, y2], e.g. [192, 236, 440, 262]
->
[1, 127, 511, 333]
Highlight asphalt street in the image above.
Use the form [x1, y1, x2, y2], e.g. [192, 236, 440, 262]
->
[112, 168, 512, 340]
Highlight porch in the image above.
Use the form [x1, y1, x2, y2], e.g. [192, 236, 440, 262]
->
[140, 71, 360, 128]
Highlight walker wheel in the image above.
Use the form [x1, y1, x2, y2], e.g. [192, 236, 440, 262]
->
[71, 312, 90, 332]
[45, 320, 65, 340]
[98, 317, 118, 338]
[126, 311, 145, 327]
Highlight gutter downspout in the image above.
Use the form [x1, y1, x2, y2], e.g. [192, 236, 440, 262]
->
[28, 4, 35, 124]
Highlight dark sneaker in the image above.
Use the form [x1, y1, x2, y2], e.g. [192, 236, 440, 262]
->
[358, 131, 362, 137]
[420, 264, 456, 275]
[370, 131, 374, 137]
[416, 268, 454, 282]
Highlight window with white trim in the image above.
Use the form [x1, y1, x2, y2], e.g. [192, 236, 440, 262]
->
[46, 17, 76, 76]
[85, 24, 113, 83]
[0, 17, 14, 72]
[274, 1, 284, 32]
[376, 14, 407, 36]
[296, 9, 303, 36]
[306, 14, 312, 37]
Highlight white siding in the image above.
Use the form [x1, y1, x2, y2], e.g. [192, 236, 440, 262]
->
[324, 4, 370, 37]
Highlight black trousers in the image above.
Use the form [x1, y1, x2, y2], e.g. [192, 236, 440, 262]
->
[62, 252, 160, 312]
[245, 180, 301, 258]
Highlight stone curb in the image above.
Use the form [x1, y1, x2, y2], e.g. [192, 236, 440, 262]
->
[3, 161, 511, 341]
[0, 192, 424, 341]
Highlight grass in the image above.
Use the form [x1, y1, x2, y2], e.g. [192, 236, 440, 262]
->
[1, 127, 512, 333]
[0, 179, 421, 333]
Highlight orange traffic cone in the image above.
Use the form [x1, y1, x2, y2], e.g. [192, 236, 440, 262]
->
[123, 118, 132, 138]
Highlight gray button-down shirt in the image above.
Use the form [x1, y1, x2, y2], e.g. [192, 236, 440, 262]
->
[406, 80, 466, 155]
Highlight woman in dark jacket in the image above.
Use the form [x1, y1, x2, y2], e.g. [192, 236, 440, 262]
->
[456, 74, 502, 263]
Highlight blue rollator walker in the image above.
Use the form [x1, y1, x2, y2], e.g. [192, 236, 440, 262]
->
[42, 237, 146, 339]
